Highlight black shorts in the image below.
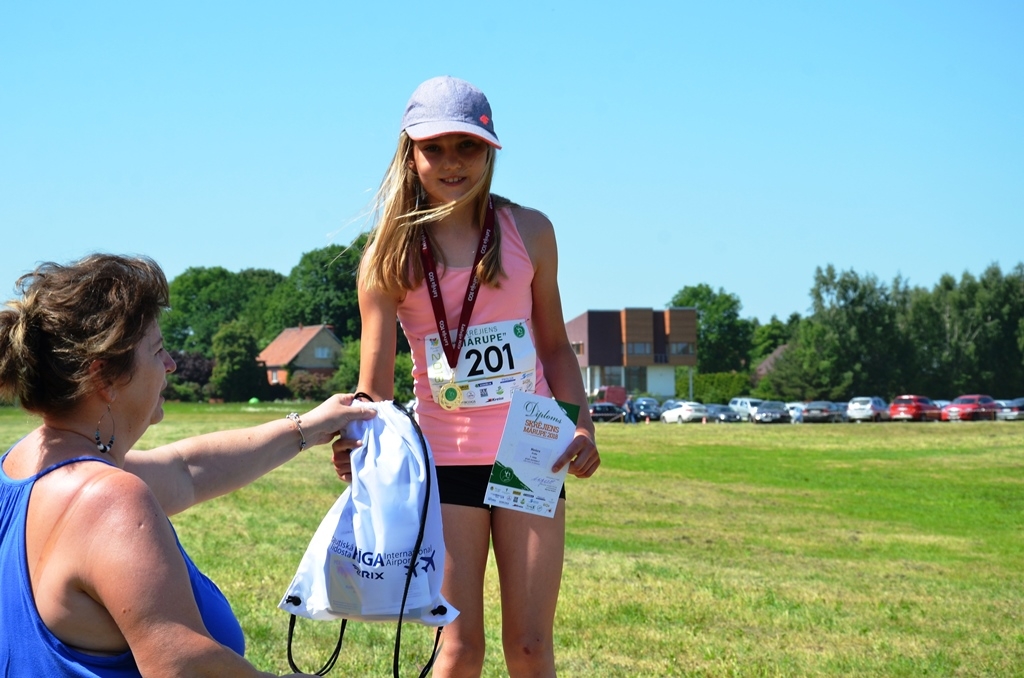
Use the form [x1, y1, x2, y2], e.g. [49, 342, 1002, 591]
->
[435, 464, 567, 511]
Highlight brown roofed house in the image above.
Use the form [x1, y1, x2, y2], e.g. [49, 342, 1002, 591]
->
[257, 324, 343, 386]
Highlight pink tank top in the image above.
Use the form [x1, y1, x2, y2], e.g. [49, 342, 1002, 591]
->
[398, 205, 551, 466]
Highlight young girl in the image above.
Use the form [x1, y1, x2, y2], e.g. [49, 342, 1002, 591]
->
[340, 76, 600, 677]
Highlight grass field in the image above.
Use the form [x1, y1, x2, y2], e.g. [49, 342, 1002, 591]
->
[3, 404, 1023, 676]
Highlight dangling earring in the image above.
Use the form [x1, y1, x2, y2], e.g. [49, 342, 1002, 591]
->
[94, 404, 115, 453]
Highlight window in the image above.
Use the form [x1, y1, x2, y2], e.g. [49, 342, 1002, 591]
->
[315, 346, 331, 359]
[599, 366, 623, 386]
[670, 342, 694, 355]
[627, 342, 651, 355]
[571, 341, 584, 356]
[625, 366, 647, 393]
[270, 370, 279, 384]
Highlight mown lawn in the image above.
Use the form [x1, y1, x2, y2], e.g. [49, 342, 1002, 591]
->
[3, 404, 1023, 676]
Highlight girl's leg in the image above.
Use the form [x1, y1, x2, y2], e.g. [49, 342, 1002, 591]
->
[491, 500, 566, 678]
[432, 504, 492, 678]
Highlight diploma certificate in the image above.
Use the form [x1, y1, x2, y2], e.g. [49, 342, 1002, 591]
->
[483, 391, 580, 518]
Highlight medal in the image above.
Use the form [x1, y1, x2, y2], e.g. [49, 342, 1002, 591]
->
[420, 197, 495, 412]
[438, 378, 463, 411]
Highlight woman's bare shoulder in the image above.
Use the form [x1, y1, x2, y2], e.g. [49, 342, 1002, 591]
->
[68, 464, 162, 525]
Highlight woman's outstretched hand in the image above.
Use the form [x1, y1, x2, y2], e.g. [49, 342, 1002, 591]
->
[299, 393, 376, 450]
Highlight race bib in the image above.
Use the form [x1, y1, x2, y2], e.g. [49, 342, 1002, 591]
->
[425, 319, 537, 408]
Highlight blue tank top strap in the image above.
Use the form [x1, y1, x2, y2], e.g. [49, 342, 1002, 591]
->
[34, 455, 117, 481]
[1, 446, 117, 484]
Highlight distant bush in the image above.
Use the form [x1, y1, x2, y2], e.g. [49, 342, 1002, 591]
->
[288, 371, 332, 401]
[689, 372, 752, 405]
[163, 375, 204, 402]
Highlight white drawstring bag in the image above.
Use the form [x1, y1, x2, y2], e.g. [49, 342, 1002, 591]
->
[280, 400, 457, 676]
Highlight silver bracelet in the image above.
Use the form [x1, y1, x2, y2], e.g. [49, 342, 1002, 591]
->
[286, 412, 306, 451]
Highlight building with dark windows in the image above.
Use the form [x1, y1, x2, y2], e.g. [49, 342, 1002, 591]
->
[564, 307, 697, 399]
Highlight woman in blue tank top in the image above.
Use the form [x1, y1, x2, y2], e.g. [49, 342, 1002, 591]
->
[0, 254, 375, 677]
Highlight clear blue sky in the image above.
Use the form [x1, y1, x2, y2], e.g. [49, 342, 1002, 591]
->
[3, 1, 1022, 325]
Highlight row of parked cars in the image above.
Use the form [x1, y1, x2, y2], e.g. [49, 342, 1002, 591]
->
[888, 394, 1024, 422]
[588, 395, 1024, 424]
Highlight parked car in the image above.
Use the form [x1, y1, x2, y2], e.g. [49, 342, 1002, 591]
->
[705, 404, 742, 423]
[753, 400, 792, 424]
[728, 397, 763, 422]
[941, 394, 999, 421]
[660, 398, 683, 413]
[632, 397, 662, 422]
[847, 396, 890, 423]
[933, 400, 951, 410]
[589, 402, 624, 423]
[831, 401, 849, 422]
[802, 401, 840, 423]
[995, 397, 1024, 421]
[661, 401, 708, 424]
[889, 395, 942, 422]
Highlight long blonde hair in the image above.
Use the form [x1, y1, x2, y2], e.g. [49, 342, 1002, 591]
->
[360, 132, 509, 296]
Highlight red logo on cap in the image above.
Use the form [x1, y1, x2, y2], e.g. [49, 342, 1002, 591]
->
[480, 115, 490, 125]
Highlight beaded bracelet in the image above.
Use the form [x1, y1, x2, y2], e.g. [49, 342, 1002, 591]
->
[286, 412, 307, 451]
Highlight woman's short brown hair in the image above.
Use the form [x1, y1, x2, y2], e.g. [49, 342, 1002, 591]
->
[0, 254, 169, 415]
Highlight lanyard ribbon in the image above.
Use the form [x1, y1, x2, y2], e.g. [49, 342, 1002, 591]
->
[420, 197, 495, 372]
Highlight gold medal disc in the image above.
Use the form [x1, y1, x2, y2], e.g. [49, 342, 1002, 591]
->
[438, 380, 463, 411]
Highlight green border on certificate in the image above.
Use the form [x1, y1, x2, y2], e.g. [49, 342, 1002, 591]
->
[484, 391, 579, 518]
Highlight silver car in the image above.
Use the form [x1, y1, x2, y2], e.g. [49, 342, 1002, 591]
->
[847, 396, 890, 423]
[661, 401, 708, 424]
[728, 397, 763, 422]
[996, 398, 1024, 421]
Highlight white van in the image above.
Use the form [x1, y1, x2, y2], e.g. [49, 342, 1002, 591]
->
[728, 397, 763, 422]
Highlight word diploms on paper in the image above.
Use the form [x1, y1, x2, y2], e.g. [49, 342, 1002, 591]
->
[483, 390, 580, 518]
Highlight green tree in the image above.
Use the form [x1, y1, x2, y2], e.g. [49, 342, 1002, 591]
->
[757, 318, 853, 401]
[898, 264, 1024, 398]
[749, 313, 800, 368]
[327, 341, 361, 395]
[689, 372, 752, 405]
[210, 321, 265, 402]
[669, 284, 754, 374]
[161, 266, 287, 356]
[236, 268, 287, 348]
[967, 263, 1024, 396]
[162, 267, 249, 355]
[327, 339, 414, 404]
[264, 237, 367, 344]
[807, 265, 910, 398]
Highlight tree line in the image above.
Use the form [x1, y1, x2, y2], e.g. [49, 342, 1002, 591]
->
[151, 230, 1022, 405]
[675, 263, 1024, 404]
[158, 234, 417, 403]
[161, 235, 364, 402]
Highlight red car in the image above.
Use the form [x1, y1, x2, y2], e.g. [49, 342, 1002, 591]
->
[941, 394, 999, 421]
[889, 395, 941, 422]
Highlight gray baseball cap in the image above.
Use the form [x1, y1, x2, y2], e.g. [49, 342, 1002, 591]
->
[401, 76, 501, 149]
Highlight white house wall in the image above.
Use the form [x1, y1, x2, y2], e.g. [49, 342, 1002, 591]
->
[647, 366, 676, 398]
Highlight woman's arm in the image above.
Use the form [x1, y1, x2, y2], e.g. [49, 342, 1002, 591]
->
[514, 207, 600, 479]
[125, 393, 375, 516]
